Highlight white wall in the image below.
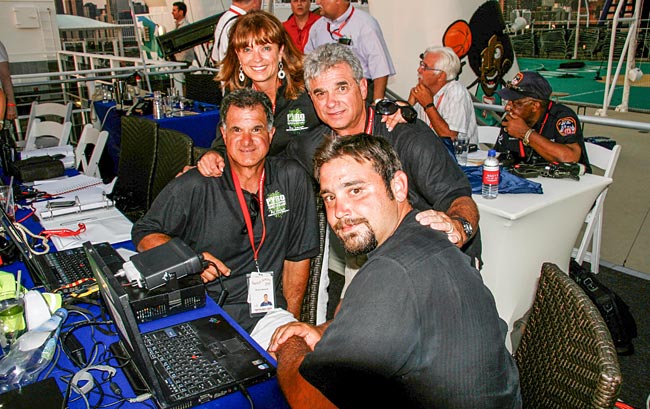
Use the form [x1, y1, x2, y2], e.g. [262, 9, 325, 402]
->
[0, 0, 61, 63]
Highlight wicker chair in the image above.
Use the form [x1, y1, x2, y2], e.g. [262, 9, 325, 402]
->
[514, 263, 622, 408]
[114, 116, 158, 222]
[299, 194, 326, 325]
[150, 128, 193, 207]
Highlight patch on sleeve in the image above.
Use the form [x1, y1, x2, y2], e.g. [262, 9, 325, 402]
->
[556, 117, 577, 135]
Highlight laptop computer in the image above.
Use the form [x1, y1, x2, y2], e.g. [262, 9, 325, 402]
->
[83, 242, 275, 408]
[0, 206, 124, 295]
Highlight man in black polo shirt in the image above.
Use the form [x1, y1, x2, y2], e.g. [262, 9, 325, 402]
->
[286, 44, 481, 291]
[495, 71, 591, 172]
[132, 89, 319, 348]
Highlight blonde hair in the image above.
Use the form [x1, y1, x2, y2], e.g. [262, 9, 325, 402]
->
[216, 10, 305, 100]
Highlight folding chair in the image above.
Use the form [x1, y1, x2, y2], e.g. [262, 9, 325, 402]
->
[572, 142, 621, 273]
[75, 124, 109, 179]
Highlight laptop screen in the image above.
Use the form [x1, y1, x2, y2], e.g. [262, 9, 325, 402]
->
[0, 206, 47, 283]
[83, 241, 165, 395]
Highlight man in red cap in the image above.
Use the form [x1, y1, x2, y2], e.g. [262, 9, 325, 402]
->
[495, 71, 590, 172]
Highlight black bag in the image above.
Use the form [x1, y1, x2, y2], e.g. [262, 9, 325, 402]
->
[9, 155, 65, 182]
[569, 259, 638, 355]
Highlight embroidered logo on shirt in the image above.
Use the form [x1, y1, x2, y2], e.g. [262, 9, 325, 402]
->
[286, 108, 308, 132]
[266, 191, 289, 218]
[556, 117, 577, 136]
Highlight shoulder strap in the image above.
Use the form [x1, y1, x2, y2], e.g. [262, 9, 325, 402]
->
[215, 15, 241, 60]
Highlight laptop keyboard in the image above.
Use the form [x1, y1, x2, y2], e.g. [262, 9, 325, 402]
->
[43, 246, 94, 285]
[143, 323, 235, 401]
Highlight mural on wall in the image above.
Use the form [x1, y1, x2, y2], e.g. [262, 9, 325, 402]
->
[441, 1, 515, 123]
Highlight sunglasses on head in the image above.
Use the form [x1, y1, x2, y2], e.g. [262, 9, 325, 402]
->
[375, 99, 417, 123]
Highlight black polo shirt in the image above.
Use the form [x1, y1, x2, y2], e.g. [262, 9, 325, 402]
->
[285, 106, 481, 264]
[132, 157, 320, 331]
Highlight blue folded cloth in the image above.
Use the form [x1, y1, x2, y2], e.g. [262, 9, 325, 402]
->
[461, 166, 543, 194]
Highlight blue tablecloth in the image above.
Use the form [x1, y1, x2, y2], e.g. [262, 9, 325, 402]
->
[462, 166, 544, 194]
[94, 100, 220, 177]
[1, 206, 288, 409]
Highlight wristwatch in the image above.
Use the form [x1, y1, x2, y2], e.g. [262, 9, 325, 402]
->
[451, 216, 473, 240]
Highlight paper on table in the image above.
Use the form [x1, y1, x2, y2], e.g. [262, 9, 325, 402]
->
[32, 178, 116, 220]
[34, 174, 109, 196]
[39, 207, 133, 249]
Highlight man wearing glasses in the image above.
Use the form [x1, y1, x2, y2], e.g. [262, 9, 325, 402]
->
[132, 89, 319, 348]
[495, 71, 591, 171]
[409, 46, 479, 151]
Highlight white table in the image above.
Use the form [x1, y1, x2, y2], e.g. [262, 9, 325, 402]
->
[473, 174, 612, 350]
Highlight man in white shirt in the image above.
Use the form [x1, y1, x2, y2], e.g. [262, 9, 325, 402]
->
[211, 0, 262, 65]
[409, 46, 478, 149]
[304, 0, 395, 102]
[171, 2, 196, 65]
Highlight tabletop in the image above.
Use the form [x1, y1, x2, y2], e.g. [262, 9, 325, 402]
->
[0, 207, 288, 408]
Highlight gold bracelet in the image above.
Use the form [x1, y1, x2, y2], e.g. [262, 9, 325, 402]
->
[523, 128, 534, 146]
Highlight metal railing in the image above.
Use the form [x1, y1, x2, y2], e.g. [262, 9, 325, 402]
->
[9, 50, 208, 140]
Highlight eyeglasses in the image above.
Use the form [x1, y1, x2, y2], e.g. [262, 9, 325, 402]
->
[418, 53, 443, 73]
[375, 99, 417, 123]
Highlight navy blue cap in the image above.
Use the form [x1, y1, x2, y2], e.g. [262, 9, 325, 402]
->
[497, 71, 552, 101]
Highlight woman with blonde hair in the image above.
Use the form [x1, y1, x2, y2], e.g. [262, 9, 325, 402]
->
[200, 10, 321, 174]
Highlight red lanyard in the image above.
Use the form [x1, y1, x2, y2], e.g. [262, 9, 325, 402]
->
[519, 101, 552, 157]
[327, 7, 355, 38]
[229, 6, 243, 16]
[232, 167, 266, 270]
[365, 107, 375, 134]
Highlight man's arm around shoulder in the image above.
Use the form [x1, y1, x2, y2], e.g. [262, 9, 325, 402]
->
[276, 336, 337, 409]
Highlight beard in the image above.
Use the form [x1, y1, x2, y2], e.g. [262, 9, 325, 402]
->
[334, 217, 378, 256]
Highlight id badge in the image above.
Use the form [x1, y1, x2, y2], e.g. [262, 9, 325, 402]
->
[247, 271, 275, 317]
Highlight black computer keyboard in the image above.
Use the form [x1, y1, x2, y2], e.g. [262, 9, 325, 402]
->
[143, 323, 235, 401]
[42, 246, 94, 284]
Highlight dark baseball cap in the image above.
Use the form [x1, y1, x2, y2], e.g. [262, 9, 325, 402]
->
[497, 71, 552, 101]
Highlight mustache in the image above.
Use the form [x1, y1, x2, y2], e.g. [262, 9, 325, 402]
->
[334, 217, 368, 231]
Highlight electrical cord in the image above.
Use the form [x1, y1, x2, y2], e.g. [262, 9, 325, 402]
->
[238, 382, 255, 409]
[204, 259, 228, 306]
[12, 221, 50, 255]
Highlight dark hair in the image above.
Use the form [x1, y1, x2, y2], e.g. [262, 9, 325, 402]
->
[172, 2, 187, 15]
[216, 10, 305, 100]
[313, 134, 403, 199]
[220, 88, 274, 130]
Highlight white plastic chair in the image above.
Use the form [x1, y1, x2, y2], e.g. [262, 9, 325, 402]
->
[22, 101, 73, 150]
[477, 126, 501, 146]
[572, 142, 621, 273]
[75, 124, 109, 178]
[24, 119, 73, 151]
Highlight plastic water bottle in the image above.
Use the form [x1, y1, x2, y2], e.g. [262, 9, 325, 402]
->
[0, 308, 68, 393]
[482, 149, 499, 199]
[153, 90, 164, 119]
